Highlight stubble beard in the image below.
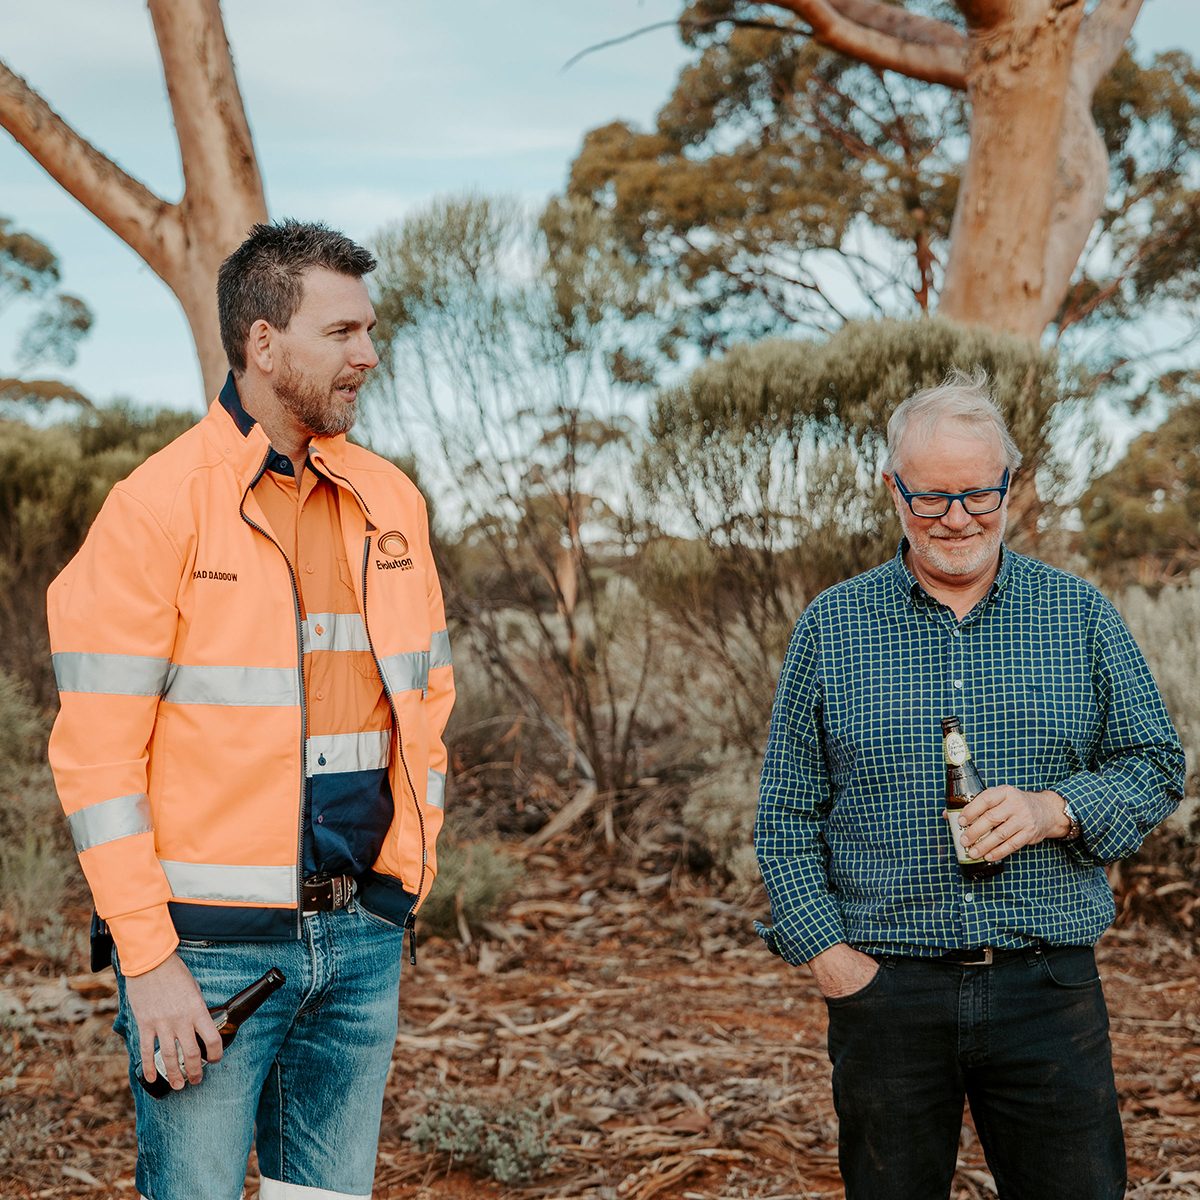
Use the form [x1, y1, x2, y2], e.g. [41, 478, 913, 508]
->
[274, 356, 365, 438]
[903, 512, 1006, 579]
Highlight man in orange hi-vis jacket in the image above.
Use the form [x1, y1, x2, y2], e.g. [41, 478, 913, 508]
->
[47, 220, 454, 1200]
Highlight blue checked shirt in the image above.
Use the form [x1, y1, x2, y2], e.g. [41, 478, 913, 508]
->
[755, 543, 1185, 963]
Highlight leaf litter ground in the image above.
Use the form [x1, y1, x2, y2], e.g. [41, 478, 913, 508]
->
[2, 852, 1197, 1199]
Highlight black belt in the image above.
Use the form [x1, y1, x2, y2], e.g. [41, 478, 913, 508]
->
[939, 946, 1038, 967]
[302, 875, 357, 912]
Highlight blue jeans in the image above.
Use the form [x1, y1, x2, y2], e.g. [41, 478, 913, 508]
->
[825, 945, 1125, 1200]
[113, 901, 406, 1200]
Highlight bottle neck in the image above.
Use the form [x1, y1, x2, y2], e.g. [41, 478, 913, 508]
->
[220, 968, 286, 1026]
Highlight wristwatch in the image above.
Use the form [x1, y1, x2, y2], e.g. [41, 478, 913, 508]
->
[1061, 800, 1081, 842]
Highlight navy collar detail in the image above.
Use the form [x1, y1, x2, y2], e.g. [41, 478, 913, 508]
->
[219, 372, 257, 438]
[219, 371, 309, 478]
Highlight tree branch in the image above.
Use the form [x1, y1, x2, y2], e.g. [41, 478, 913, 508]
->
[0, 59, 177, 271]
[953, 0, 1017, 30]
[828, 0, 965, 49]
[147, 0, 265, 229]
[767, 0, 968, 88]
[1075, 0, 1145, 95]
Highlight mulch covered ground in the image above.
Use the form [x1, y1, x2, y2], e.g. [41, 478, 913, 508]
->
[3, 852, 1198, 1199]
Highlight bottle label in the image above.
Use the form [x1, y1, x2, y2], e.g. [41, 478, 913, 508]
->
[948, 812, 986, 866]
[151, 1044, 183, 1081]
[944, 731, 968, 766]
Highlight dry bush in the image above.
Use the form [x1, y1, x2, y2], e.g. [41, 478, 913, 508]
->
[0, 764, 87, 969]
[419, 837, 522, 944]
[1110, 579, 1200, 926]
[1117, 578, 1200, 804]
[679, 752, 762, 893]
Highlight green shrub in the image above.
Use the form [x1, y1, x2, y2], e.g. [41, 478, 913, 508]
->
[421, 837, 522, 941]
[0, 405, 193, 704]
[407, 1094, 559, 1185]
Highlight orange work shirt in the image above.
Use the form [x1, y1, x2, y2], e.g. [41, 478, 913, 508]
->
[254, 454, 394, 878]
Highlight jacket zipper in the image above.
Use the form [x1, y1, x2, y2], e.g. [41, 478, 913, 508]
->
[239, 455, 309, 939]
[313, 452, 427, 965]
[360, 531, 426, 966]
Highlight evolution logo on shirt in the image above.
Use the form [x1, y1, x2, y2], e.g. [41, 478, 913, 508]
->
[376, 530, 414, 571]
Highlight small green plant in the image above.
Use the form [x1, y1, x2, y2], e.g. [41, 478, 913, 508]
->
[420, 836, 521, 941]
[407, 1094, 559, 1185]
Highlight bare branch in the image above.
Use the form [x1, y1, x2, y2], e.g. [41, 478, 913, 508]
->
[561, 16, 796, 72]
[148, 0, 265, 223]
[828, 0, 964, 49]
[0, 58, 177, 271]
[767, 0, 968, 88]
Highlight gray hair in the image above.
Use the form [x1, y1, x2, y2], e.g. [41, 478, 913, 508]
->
[883, 367, 1023, 474]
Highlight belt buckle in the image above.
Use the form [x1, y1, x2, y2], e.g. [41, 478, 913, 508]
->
[331, 875, 352, 910]
[963, 947, 994, 966]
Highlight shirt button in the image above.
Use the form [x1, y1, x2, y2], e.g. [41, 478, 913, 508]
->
[952, 628, 961, 637]
[953, 679, 963, 689]
[315, 690, 325, 701]
[964, 893, 974, 903]
[304, 564, 315, 575]
[316, 815, 324, 824]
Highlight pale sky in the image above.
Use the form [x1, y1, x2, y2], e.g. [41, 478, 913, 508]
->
[0, 1, 1197, 414]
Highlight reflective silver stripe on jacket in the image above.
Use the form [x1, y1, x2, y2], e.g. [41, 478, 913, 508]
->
[302, 612, 372, 654]
[53, 652, 170, 697]
[376, 649, 430, 695]
[429, 628, 452, 670]
[426, 769, 447, 810]
[307, 730, 391, 776]
[67, 793, 152, 853]
[162, 664, 300, 707]
[160, 861, 296, 904]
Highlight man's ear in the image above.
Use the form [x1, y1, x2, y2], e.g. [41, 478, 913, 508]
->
[246, 319, 275, 374]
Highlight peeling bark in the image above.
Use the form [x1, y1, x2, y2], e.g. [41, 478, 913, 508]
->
[938, 1, 1088, 335]
[762, 0, 1147, 339]
[0, 0, 266, 399]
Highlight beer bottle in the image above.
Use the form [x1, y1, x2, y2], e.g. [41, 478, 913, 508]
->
[138, 967, 286, 1098]
[941, 716, 1003, 881]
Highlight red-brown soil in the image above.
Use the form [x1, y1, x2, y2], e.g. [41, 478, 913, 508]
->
[3, 854, 1198, 1199]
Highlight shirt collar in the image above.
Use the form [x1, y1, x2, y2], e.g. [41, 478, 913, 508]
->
[218, 371, 308, 477]
[887, 539, 1013, 612]
[218, 371, 257, 438]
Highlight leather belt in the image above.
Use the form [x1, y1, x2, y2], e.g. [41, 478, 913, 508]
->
[940, 946, 1035, 967]
[301, 875, 357, 913]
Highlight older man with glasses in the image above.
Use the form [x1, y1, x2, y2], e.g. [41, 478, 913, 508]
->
[754, 370, 1184, 1200]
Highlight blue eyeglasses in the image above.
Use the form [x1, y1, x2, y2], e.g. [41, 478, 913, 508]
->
[893, 468, 1010, 518]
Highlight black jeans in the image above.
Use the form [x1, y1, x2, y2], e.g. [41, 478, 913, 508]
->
[825, 946, 1125, 1200]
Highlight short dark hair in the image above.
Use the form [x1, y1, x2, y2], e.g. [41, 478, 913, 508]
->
[217, 219, 377, 372]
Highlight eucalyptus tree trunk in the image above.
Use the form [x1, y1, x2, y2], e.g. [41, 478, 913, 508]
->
[771, 0, 1144, 338]
[0, 0, 267, 399]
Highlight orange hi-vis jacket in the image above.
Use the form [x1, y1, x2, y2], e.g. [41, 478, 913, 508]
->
[47, 394, 454, 977]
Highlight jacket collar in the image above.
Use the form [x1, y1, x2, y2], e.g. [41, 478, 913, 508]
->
[207, 372, 369, 512]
